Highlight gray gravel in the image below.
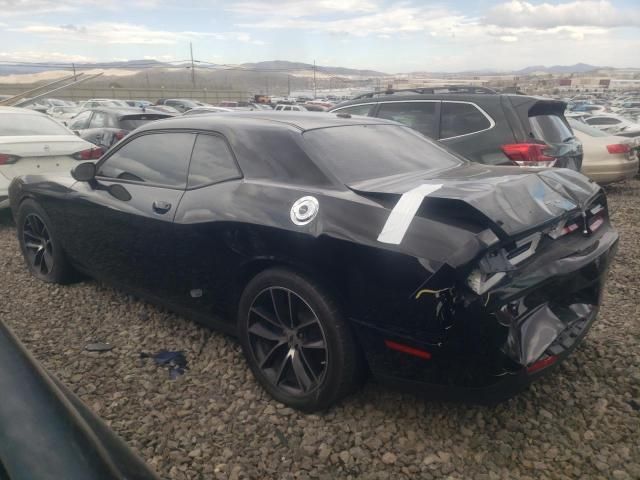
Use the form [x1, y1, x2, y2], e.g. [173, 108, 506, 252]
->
[1, 179, 639, 480]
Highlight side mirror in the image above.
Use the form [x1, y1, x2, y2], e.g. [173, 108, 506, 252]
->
[71, 162, 96, 182]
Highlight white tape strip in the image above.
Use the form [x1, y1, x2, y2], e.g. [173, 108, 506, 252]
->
[377, 184, 442, 244]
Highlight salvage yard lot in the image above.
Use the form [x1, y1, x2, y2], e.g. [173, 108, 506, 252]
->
[1, 181, 639, 480]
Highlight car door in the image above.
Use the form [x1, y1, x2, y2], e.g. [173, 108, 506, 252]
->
[63, 131, 195, 298]
[172, 132, 244, 319]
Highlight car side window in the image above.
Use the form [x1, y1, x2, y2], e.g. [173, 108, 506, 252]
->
[89, 112, 112, 128]
[334, 104, 375, 116]
[97, 132, 195, 188]
[377, 101, 439, 138]
[188, 134, 241, 188]
[69, 111, 92, 130]
[440, 102, 491, 139]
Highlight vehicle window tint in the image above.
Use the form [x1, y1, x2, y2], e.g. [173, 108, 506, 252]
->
[89, 112, 111, 128]
[529, 115, 573, 143]
[188, 134, 240, 188]
[586, 117, 620, 125]
[440, 102, 492, 138]
[302, 124, 462, 184]
[69, 111, 92, 130]
[376, 102, 438, 138]
[334, 104, 375, 116]
[97, 132, 195, 188]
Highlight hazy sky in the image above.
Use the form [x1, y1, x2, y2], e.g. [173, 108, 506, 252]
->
[1, 0, 639, 72]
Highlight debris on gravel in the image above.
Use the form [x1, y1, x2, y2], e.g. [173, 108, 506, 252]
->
[1, 178, 639, 480]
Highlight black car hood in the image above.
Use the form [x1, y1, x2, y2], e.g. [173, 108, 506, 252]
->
[348, 163, 600, 238]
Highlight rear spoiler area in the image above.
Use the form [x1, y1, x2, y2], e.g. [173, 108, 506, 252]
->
[506, 96, 569, 141]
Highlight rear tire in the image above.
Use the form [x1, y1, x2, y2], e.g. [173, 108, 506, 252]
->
[238, 268, 365, 411]
[16, 199, 75, 284]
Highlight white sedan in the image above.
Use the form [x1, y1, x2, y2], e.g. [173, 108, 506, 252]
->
[569, 118, 639, 184]
[0, 107, 102, 208]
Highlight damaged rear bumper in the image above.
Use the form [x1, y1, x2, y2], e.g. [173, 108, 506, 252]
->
[354, 227, 618, 403]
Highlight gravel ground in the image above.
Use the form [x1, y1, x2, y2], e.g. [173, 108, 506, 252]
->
[1, 180, 639, 480]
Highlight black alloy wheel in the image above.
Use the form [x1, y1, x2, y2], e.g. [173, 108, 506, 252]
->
[22, 213, 54, 277]
[17, 199, 75, 284]
[238, 268, 365, 411]
[247, 287, 328, 396]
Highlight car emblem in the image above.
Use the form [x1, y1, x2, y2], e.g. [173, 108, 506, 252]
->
[290, 196, 319, 225]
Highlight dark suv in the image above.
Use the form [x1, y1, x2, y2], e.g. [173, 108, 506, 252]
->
[67, 107, 173, 148]
[330, 86, 582, 170]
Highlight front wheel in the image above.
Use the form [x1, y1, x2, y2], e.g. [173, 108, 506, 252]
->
[238, 268, 365, 411]
[16, 199, 75, 284]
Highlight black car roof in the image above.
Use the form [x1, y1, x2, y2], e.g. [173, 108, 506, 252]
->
[136, 111, 400, 133]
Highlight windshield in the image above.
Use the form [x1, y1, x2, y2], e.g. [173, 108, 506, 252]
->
[302, 124, 462, 184]
[568, 118, 609, 137]
[0, 113, 71, 136]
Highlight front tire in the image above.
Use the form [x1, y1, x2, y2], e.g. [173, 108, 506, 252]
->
[238, 268, 365, 411]
[17, 199, 75, 284]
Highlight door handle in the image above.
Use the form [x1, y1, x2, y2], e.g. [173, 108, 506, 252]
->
[152, 200, 172, 214]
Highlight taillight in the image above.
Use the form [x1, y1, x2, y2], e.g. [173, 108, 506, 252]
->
[501, 143, 556, 168]
[72, 147, 104, 160]
[606, 143, 630, 154]
[527, 355, 558, 374]
[0, 154, 20, 165]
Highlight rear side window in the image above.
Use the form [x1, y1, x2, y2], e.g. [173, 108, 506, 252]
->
[69, 111, 92, 130]
[334, 104, 375, 117]
[302, 124, 461, 184]
[97, 132, 194, 188]
[376, 101, 438, 138]
[188, 134, 241, 188]
[89, 112, 113, 128]
[529, 115, 573, 143]
[440, 102, 491, 139]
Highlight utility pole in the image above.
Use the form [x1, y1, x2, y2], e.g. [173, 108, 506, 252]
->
[313, 60, 317, 99]
[190, 42, 196, 88]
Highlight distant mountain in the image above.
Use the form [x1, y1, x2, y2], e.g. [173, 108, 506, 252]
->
[513, 63, 603, 75]
[0, 59, 172, 76]
[240, 60, 387, 77]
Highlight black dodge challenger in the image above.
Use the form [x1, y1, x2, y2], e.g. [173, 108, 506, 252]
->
[9, 112, 618, 411]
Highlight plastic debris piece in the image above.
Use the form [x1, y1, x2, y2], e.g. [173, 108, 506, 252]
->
[140, 350, 188, 379]
[85, 342, 113, 352]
